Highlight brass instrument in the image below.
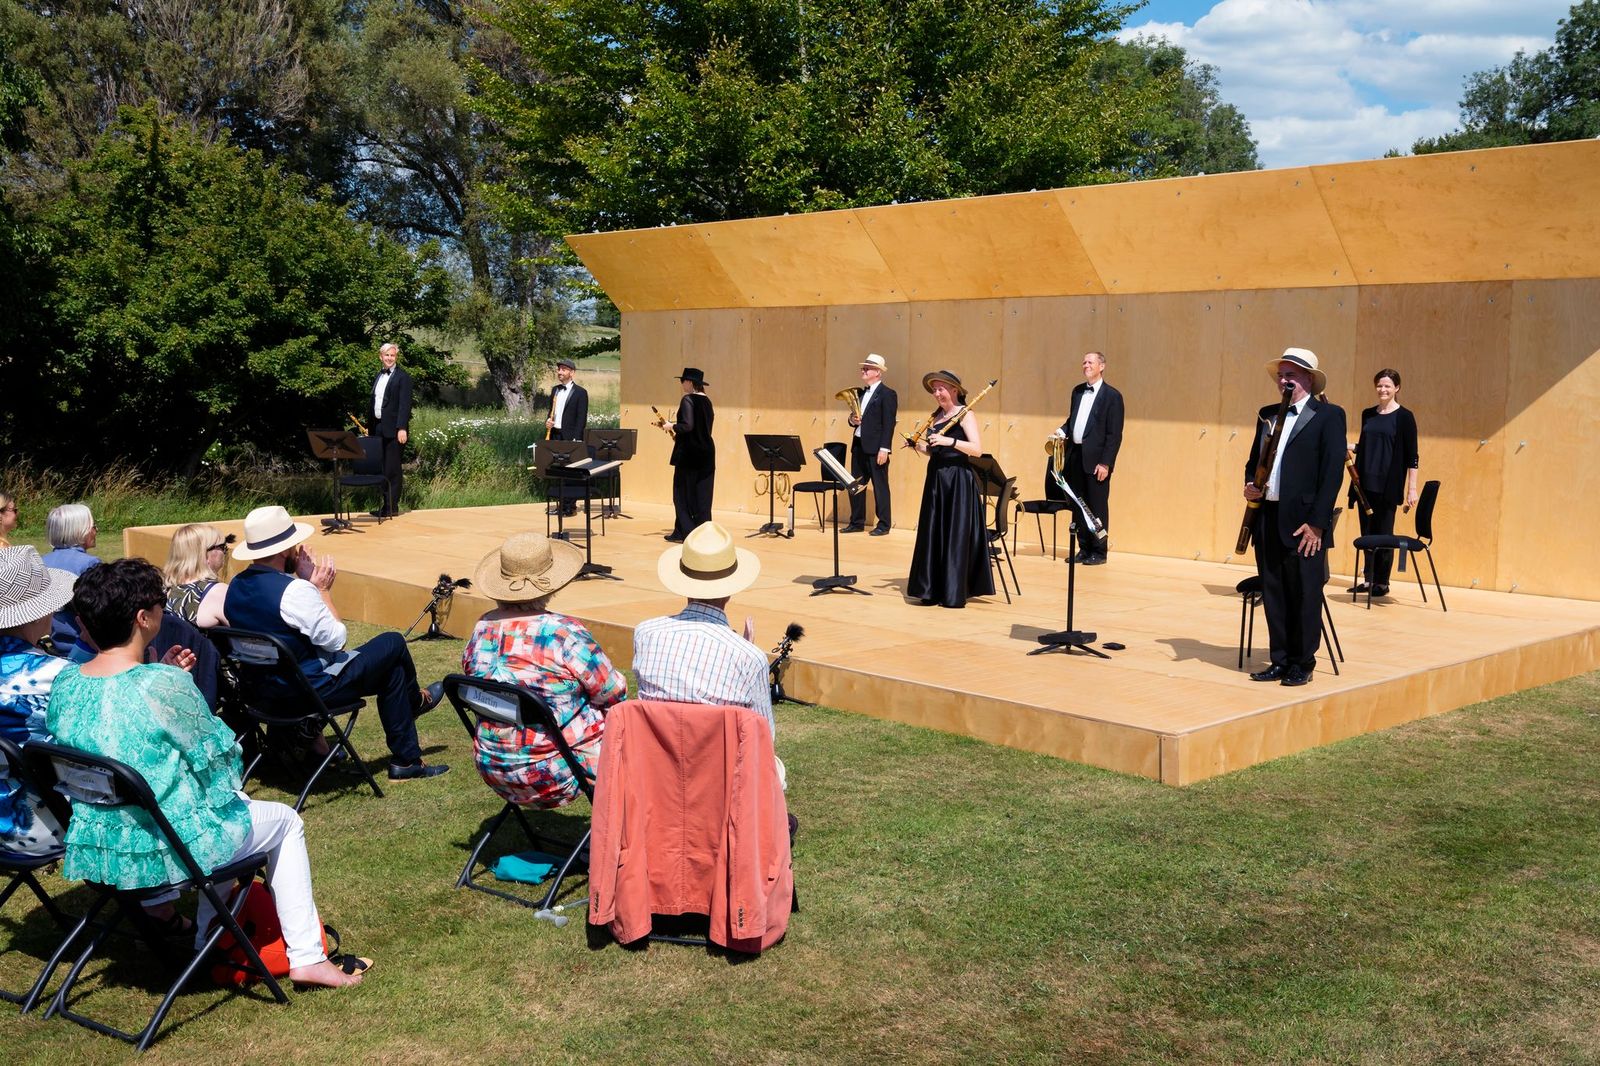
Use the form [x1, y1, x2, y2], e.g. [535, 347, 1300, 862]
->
[755, 472, 792, 502]
[1044, 433, 1106, 543]
[903, 379, 999, 448]
[650, 405, 676, 438]
[1045, 433, 1066, 470]
[347, 412, 368, 436]
[836, 386, 864, 422]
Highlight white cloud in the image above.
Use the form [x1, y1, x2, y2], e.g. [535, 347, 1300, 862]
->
[1119, 0, 1569, 167]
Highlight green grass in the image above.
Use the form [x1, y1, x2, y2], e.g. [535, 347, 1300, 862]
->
[4, 622, 1600, 1063]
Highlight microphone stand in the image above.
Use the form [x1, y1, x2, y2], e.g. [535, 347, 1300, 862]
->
[405, 576, 471, 642]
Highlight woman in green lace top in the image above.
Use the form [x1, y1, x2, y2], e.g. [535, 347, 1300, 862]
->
[47, 558, 371, 989]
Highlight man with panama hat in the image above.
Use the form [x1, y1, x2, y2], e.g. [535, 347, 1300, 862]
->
[224, 505, 448, 780]
[665, 368, 716, 542]
[1241, 347, 1346, 688]
[845, 353, 898, 536]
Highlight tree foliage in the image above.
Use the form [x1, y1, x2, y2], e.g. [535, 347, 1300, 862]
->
[1, 109, 453, 472]
[477, 0, 1169, 233]
[1413, 0, 1600, 154]
[1095, 36, 1258, 176]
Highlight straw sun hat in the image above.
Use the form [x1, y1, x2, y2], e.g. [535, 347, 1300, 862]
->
[0, 546, 77, 630]
[231, 505, 314, 561]
[656, 522, 761, 599]
[474, 532, 586, 604]
[1267, 347, 1328, 395]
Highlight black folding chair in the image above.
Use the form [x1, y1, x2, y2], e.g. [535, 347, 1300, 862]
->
[1352, 479, 1446, 611]
[789, 442, 849, 530]
[340, 435, 389, 520]
[0, 736, 75, 1012]
[443, 675, 593, 924]
[208, 627, 384, 810]
[985, 476, 1021, 603]
[1238, 509, 1344, 674]
[23, 740, 287, 1051]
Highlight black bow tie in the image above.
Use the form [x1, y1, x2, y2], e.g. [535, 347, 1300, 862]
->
[379, 368, 391, 376]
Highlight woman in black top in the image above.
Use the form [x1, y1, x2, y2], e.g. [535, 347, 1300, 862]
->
[1349, 368, 1420, 597]
[907, 371, 995, 608]
[667, 367, 715, 542]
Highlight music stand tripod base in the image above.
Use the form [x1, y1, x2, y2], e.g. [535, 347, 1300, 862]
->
[1032, 629, 1107, 657]
[811, 574, 863, 594]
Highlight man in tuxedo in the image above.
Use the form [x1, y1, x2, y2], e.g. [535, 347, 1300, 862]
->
[845, 353, 898, 535]
[372, 342, 413, 518]
[1242, 347, 1346, 688]
[1048, 351, 1124, 564]
[545, 358, 590, 516]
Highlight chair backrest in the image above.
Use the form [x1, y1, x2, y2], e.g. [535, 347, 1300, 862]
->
[0, 736, 73, 831]
[353, 435, 384, 476]
[207, 626, 325, 720]
[442, 674, 595, 801]
[25, 740, 210, 885]
[991, 476, 1017, 537]
[818, 441, 847, 483]
[1413, 480, 1441, 542]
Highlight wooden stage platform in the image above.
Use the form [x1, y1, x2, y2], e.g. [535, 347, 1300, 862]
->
[126, 503, 1600, 785]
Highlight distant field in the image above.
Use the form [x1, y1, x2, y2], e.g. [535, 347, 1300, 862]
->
[413, 325, 620, 381]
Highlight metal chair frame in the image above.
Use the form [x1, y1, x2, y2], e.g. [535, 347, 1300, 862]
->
[0, 737, 75, 1012]
[985, 476, 1021, 603]
[1351, 479, 1446, 611]
[789, 442, 850, 530]
[1237, 509, 1345, 674]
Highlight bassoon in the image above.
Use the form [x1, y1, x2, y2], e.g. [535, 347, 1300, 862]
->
[1235, 386, 1294, 555]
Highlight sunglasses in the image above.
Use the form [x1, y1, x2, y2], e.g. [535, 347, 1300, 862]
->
[207, 534, 238, 552]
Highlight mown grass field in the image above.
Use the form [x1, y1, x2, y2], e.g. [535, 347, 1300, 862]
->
[4, 609, 1600, 1063]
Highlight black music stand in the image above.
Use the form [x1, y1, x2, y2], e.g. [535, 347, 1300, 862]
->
[531, 441, 620, 581]
[1030, 479, 1108, 659]
[810, 446, 870, 595]
[745, 434, 806, 538]
[586, 427, 637, 519]
[307, 429, 368, 533]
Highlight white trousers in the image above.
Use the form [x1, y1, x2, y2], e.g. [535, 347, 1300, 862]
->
[193, 799, 327, 970]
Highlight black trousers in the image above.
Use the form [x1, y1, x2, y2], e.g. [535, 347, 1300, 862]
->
[1064, 460, 1110, 554]
[1254, 502, 1325, 671]
[309, 632, 422, 764]
[1357, 500, 1399, 585]
[672, 461, 715, 537]
[848, 438, 892, 530]
[380, 434, 404, 515]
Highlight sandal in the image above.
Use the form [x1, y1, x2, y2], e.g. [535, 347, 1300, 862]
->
[291, 954, 374, 991]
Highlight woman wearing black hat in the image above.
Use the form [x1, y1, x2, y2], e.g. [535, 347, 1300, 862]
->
[907, 372, 996, 608]
[666, 368, 715, 542]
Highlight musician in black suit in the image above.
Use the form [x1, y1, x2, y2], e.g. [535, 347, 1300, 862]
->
[1047, 351, 1124, 564]
[1242, 347, 1346, 688]
[845, 353, 899, 535]
[372, 342, 413, 518]
[666, 367, 715, 543]
[545, 358, 590, 515]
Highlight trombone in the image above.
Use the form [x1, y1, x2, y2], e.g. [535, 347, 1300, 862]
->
[836, 387, 864, 422]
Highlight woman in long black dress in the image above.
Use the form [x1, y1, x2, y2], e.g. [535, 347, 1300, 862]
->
[667, 367, 715, 543]
[1349, 367, 1420, 597]
[907, 371, 996, 608]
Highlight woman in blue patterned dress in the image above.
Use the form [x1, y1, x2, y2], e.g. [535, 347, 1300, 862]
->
[0, 546, 76, 855]
[463, 532, 626, 808]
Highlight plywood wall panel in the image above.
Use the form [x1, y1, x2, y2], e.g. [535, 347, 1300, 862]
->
[856, 193, 1105, 301]
[744, 307, 828, 518]
[618, 312, 684, 507]
[699, 213, 904, 307]
[1500, 279, 1600, 599]
[567, 229, 744, 312]
[1355, 283, 1512, 590]
[682, 311, 753, 516]
[1000, 297, 1109, 507]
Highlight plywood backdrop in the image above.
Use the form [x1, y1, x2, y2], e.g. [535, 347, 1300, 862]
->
[574, 141, 1600, 599]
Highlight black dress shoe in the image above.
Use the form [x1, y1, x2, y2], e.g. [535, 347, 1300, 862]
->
[1281, 666, 1313, 687]
[1350, 582, 1370, 594]
[840, 525, 865, 533]
[387, 761, 450, 781]
[417, 681, 444, 716]
[869, 527, 890, 536]
[1249, 665, 1287, 682]
[1081, 553, 1107, 566]
[1371, 584, 1390, 597]
[664, 534, 685, 543]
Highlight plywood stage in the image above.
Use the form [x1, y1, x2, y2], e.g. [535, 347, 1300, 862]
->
[125, 503, 1600, 785]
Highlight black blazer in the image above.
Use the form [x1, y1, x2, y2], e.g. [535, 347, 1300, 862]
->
[550, 382, 589, 441]
[855, 384, 898, 455]
[1246, 395, 1347, 546]
[669, 392, 714, 467]
[1059, 381, 1124, 474]
[373, 366, 413, 439]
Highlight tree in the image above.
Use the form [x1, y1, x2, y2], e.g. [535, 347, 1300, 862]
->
[5, 109, 454, 472]
[1094, 36, 1258, 176]
[1413, 0, 1600, 154]
[476, 0, 1166, 234]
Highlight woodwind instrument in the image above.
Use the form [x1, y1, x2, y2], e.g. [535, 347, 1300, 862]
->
[1045, 432, 1107, 542]
[1236, 386, 1295, 555]
[836, 387, 864, 422]
[347, 412, 368, 436]
[903, 379, 998, 448]
[650, 405, 676, 438]
[1345, 452, 1373, 516]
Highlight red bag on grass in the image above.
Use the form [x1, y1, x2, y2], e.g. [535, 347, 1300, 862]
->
[208, 881, 335, 987]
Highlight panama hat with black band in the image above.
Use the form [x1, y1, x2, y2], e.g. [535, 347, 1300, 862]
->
[231, 505, 315, 562]
[657, 521, 761, 599]
[1267, 347, 1328, 396]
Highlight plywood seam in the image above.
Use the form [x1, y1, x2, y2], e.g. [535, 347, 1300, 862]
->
[1307, 166, 1361, 286]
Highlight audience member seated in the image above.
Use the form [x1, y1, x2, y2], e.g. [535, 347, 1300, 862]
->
[463, 532, 626, 808]
[69, 605, 225, 713]
[45, 558, 372, 987]
[632, 521, 783, 786]
[0, 546, 75, 856]
[223, 505, 447, 782]
[0, 490, 18, 548]
[164, 523, 233, 628]
[42, 502, 99, 654]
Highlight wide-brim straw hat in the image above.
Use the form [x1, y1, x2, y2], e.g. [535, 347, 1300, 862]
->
[1267, 347, 1328, 395]
[0, 546, 77, 629]
[474, 531, 585, 604]
[921, 369, 965, 397]
[657, 521, 761, 599]
[232, 505, 314, 561]
[860, 353, 888, 372]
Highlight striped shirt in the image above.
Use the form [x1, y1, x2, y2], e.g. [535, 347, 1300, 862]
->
[632, 602, 774, 737]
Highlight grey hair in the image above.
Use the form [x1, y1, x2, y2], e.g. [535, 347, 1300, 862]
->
[47, 503, 95, 548]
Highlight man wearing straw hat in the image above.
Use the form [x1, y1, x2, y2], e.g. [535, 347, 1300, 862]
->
[845, 353, 898, 536]
[226, 506, 449, 781]
[1242, 348, 1346, 688]
[633, 522, 781, 780]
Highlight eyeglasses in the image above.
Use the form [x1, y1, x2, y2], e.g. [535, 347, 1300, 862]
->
[207, 543, 228, 552]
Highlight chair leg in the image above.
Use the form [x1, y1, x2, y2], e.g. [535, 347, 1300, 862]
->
[1238, 594, 1248, 669]
[1423, 548, 1446, 612]
[990, 547, 1011, 604]
[320, 711, 385, 803]
[1034, 512, 1047, 557]
[538, 827, 592, 914]
[459, 803, 552, 909]
[1321, 619, 1341, 676]
[1002, 538, 1020, 596]
[1322, 597, 1345, 663]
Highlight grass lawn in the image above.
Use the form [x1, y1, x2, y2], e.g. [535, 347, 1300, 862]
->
[4, 622, 1600, 1063]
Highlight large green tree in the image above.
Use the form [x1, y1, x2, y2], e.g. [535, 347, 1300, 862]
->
[1413, 0, 1600, 154]
[1096, 35, 1258, 176]
[5, 109, 452, 472]
[477, 0, 1162, 234]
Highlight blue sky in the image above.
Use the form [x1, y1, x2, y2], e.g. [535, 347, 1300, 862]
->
[1117, 0, 1573, 168]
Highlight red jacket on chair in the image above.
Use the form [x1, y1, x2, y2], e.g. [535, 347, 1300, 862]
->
[588, 700, 794, 953]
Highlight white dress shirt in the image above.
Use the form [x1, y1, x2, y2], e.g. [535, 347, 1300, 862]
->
[1264, 401, 1305, 502]
[1072, 383, 1098, 444]
[373, 369, 391, 420]
[551, 382, 571, 431]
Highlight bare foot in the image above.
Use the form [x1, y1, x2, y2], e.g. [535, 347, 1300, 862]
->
[289, 955, 372, 989]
